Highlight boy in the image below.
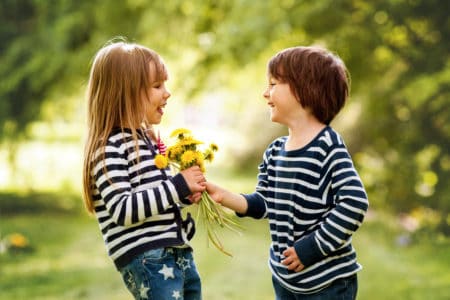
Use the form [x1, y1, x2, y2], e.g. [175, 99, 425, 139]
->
[206, 46, 369, 299]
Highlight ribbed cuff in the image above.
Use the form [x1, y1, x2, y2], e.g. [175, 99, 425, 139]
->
[236, 193, 266, 219]
[171, 173, 191, 200]
[294, 234, 326, 267]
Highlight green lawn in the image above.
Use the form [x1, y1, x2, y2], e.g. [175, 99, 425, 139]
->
[1, 210, 449, 300]
[1, 170, 449, 299]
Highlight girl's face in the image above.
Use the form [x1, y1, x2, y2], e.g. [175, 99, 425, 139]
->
[262, 75, 301, 126]
[143, 80, 171, 125]
[143, 64, 171, 125]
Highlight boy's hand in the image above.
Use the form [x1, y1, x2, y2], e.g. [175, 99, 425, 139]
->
[282, 247, 305, 272]
[205, 181, 248, 214]
[205, 182, 223, 203]
[187, 192, 203, 204]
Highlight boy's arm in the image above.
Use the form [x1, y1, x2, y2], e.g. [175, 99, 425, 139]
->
[206, 146, 272, 218]
[206, 182, 268, 219]
[205, 182, 248, 214]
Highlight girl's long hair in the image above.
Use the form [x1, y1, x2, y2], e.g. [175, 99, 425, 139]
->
[82, 40, 167, 213]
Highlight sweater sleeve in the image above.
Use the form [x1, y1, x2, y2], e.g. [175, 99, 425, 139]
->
[241, 192, 267, 219]
[238, 150, 271, 219]
[93, 142, 191, 227]
[294, 146, 369, 267]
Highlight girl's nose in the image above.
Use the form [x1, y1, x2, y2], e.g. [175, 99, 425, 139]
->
[262, 87, 270, 99]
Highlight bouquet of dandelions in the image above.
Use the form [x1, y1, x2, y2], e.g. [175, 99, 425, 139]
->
[154, 128, 242, 257]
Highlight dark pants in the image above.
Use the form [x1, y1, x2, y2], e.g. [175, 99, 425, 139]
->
[273, 274, 358, 300]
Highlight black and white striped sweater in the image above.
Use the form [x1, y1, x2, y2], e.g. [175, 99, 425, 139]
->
[243, 126, 369, 294]
[91, 128, 194, 269]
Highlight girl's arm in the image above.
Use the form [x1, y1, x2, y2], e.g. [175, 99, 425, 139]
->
[94, 142, 204, 227]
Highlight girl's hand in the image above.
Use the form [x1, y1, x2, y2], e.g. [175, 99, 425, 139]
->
[180, 165, 206, 194]
[282, 247, 305, 272]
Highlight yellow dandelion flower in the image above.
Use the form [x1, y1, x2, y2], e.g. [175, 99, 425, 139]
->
[170, 128, 192, 138]
[180, 138, 203, 147]
[181, 150, 196, 166]
[210, 143, 219, 152]
[167, 145, 182, 160]
[204, 149, 214, 162]
[9, 233, 28, 248]
[195, 151, 205, 165]
[154, 154, 168, 169]
[177, 138, 203, 152]
[153, 127, 239, 256]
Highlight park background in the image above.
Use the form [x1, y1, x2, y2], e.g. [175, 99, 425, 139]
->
[0, 0, 449, 299]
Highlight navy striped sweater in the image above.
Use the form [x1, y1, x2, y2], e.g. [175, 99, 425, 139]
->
[242, 126, 368, 294]
[91, 128, 194, 269]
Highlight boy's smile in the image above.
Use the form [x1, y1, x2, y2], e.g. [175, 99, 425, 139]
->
[263, 79, 301, 126]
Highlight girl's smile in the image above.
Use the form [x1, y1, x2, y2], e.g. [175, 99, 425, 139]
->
[157, 103, 167, 116]
[144, 79, 171, 125]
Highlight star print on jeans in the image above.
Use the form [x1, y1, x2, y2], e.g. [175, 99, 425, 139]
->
[158, 264, 175, 280]
[176, 256, 191, 271]
[139, 283, 150, 299]
[172, 290, 181, 299]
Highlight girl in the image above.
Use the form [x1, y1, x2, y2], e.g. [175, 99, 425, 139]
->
[82, 40, 205, 300]
[206, 46, 369, 299]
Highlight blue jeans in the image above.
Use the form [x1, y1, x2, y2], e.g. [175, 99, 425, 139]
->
[273, 274, 358, 300]
[119, 247, 202, 300]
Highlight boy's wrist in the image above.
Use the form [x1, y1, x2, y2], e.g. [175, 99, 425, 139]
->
[294, 234, 326, 267]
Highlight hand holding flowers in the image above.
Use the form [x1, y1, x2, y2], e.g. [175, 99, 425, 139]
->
[155, 128, 242, 256]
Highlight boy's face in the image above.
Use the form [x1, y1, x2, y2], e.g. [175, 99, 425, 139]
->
[263, 76, 302, 126]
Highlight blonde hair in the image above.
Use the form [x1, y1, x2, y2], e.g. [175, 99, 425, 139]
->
[82, 40, 167, 213]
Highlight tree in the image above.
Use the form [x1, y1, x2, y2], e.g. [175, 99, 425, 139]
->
[0, 0, 147, 140]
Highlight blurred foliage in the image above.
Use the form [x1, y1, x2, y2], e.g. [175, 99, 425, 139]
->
[0, 191, 82, 215]
[0, 0, 449, 233]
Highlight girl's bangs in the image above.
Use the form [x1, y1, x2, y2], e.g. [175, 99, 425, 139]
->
[150, 59, 168, 83]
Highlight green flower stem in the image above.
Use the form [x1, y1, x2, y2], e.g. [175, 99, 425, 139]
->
[161, 131, 243, 257]
[197, 191, 242, 257]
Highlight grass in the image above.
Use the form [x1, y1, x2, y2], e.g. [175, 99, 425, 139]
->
[0, 213, 127, 299]
[354, 213, 450, 300]
[1, 171, 449, 299]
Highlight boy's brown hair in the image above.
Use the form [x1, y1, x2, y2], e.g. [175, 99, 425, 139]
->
[268, 46, 350, 124]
